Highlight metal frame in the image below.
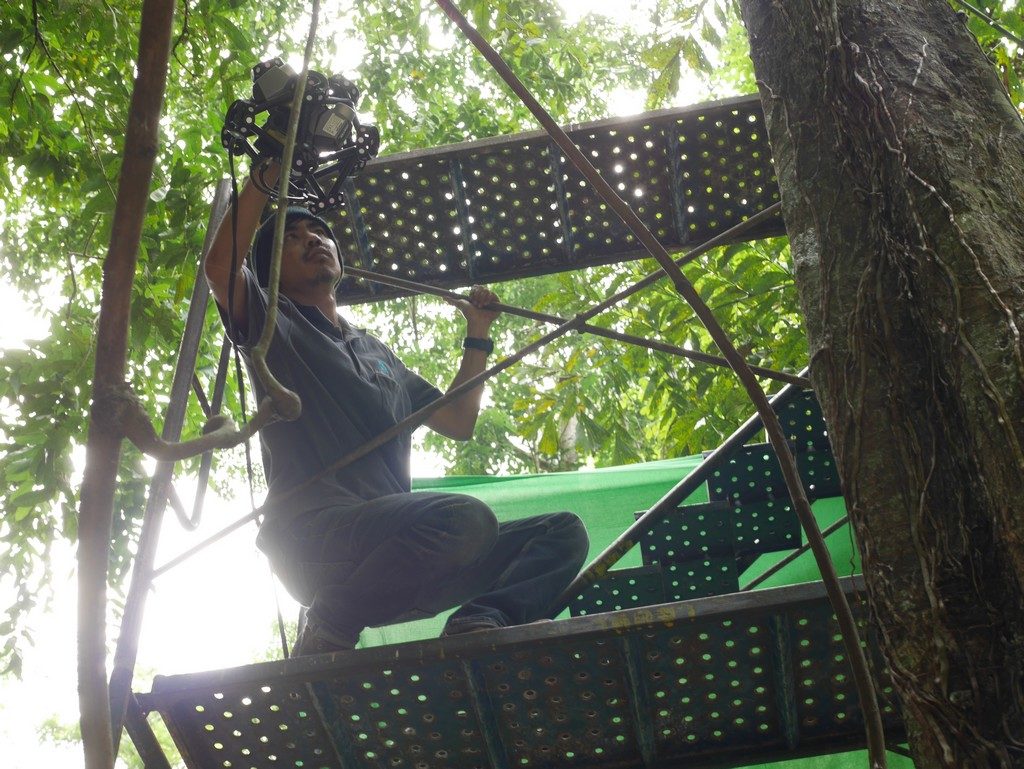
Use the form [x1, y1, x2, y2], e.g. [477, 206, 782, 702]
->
[554, 377, 808, 608]
[109, 182, 232, 747]
[139, 578, 865, 697]
[111, 99, 869, 769]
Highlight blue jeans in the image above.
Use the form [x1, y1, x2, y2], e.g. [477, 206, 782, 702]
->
[258, 492, 589, 646]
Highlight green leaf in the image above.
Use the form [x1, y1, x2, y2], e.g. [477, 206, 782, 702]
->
[640, 36, 684, 71]
[538, 419, 560, 455]
[679, 37, 712, 74]
[646, 52, 681, 110]
[701, 19, 722, 48]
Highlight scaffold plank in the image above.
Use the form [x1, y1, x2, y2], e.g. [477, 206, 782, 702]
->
[330, 95, 783, 305]
[137, 578, 901, 769]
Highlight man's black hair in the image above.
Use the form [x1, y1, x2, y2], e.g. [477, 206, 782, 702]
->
[250, 207, 341, 288]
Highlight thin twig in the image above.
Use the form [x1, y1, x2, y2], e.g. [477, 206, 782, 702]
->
[171, 0, 191, 60]
[8, 0, 39, 104]
[950, 0, 1024, 47]
[28, 0, 117, 200]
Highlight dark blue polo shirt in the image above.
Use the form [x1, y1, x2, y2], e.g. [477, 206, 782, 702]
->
[223, 268, 442, 524]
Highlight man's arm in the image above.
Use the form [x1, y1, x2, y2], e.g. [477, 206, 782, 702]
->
[204, 162, 279, 329]
[426, 285, 501, 441]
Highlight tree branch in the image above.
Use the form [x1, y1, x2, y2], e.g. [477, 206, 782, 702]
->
[94, 383, 279, 461]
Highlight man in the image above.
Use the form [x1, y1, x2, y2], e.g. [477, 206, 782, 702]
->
[205, 162, 589, 655]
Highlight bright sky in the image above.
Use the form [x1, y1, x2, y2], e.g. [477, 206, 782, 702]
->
[1, 1, 717, 765]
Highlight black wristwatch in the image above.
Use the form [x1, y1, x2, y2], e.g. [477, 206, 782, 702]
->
[463, 336, 494, 355]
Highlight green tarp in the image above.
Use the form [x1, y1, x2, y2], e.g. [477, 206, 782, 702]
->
[355, 455, 910, 768]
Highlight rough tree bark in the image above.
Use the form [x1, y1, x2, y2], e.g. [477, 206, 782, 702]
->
[739, 1, 1024, 766]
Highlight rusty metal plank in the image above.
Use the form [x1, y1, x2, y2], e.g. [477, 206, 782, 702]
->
[137, 578, 903, 769]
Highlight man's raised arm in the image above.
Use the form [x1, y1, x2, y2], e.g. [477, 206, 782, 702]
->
[204, 162, 279, 330]
[426, 285, 502, 441]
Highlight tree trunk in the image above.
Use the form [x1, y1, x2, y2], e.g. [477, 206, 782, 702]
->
[739, 1, 1024, 766]
[77, 1, 175, 767]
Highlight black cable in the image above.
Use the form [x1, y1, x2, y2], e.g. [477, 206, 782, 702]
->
[951, 0, 1024, 47]
[232, 350, 255, 505]
[232, 341, 289, 658]
[191, 374, 212, 418]
[227, 151, 292, 660]
[226, 152, 242, 343]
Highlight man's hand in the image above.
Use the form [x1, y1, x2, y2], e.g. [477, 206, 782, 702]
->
[447, 284, 501, 336]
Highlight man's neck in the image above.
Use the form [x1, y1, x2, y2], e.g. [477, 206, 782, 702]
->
[309, 296, 342, 329]
[285, 286, 340, 327]
[311, 295, 340, 328]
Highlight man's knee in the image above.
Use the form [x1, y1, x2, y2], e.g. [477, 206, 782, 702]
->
[416, 495, 499, 568]
[549, 511, 590, 565]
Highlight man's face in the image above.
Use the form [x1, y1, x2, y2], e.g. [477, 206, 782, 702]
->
[278, 218, 342, 298]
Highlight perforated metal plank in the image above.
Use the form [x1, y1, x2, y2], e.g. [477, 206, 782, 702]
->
[476, 639, 640, 768]
[311, 662, 493, 769]
[639, 498, 800, 564]
[703, 389, 837, 504]
[569, 564, 666, 617]
[557, 121, 680, 260]
[630, 503, 740, 602]
[709, 444, 785, 504]
[152, 676, 343, 769]
[662, 557, 739, 601]
[459, 143, 569, 277]
[797, 448, 842, 500]
[709, 443, 841, 506]
[569, 557, 736, 618]
[776, 390, 833, 452]
[776, 390, 842, 498]
[640, 614, 785, 761]
[326, 95, 783, 305]
[671, 105, 778, 245]
[787, 600, 901, 748]
[732, 498, 800, 556]
[638, 503, 734, 565]
[136, 577, 903, 769]
[338, 155, 461, 288]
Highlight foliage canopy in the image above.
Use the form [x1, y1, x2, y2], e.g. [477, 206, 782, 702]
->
[1, 0, 1020, 679]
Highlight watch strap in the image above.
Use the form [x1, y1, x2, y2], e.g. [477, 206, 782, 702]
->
[463, 336, 494, 355]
